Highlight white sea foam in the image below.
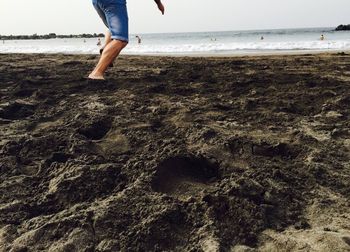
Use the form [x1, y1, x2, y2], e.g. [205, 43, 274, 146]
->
[1, 28, 350, 55]
[124, 40, 350, 54]
[1, 40, 349, 55]
[0, 42, 97, 54]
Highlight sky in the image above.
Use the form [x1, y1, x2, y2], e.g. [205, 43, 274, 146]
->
[0, 0, 349, 35]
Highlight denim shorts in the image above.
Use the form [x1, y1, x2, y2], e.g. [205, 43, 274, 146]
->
[92, 0, 129, 42]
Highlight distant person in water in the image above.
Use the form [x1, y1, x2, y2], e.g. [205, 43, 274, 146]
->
[261, 36, 264, 40]
[88, 0, 165, 80]
[97, 38, 102, 46]
[320, 34, 325, 41]
[135, 35, 142, 44]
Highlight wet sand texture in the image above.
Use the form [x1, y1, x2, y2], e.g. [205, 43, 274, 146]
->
[0, 53, 350, 251]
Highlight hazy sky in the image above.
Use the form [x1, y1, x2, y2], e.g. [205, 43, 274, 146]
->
[0, 0, 349, 35]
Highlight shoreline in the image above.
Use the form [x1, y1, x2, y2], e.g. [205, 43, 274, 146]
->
[124, 49, 350, 57]
[1, 49, 350, 58]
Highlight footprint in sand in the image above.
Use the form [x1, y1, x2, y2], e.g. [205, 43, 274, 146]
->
[0, 101, 36, 120]
[78, 119, 112, 140]
[151, 155, 219, 200]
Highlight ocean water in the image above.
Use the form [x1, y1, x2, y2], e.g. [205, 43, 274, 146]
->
[1, 27, 350, 55]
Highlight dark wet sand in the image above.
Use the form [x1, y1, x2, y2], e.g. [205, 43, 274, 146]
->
[0, 53, 350, 251]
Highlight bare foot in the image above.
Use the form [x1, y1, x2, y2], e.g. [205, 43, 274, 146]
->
[88, 74, 105, 80]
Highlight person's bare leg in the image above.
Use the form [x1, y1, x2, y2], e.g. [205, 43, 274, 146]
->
[89, 39, 127, 79]
[101, 30, 112, 51]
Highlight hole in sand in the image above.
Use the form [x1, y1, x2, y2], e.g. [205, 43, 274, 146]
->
[0, 102, 36, 120]
[252, 142, 302, 159]
[13, 89, 35, 98]
[151, 155, 219, 198]
[78, 120, 112, 140]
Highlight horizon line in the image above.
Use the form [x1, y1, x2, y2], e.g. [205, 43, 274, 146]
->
[0, 25, 343, 37]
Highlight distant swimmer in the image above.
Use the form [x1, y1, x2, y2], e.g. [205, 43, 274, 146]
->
[88, 0, 165, 80]
[135, 35, 142, 44]
[83, 39, 87, 43]
[261, 36, 264, 40]
[97, 38, 102, 46]
[320, 34, 325, 41]
[211, 38, 217, 41]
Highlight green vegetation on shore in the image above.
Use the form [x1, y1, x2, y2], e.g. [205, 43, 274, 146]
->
[335, 24, 350, 31]
[0, 33, 104, 40]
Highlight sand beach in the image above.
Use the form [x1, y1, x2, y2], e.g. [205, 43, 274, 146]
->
[0, 52, 350, 251]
